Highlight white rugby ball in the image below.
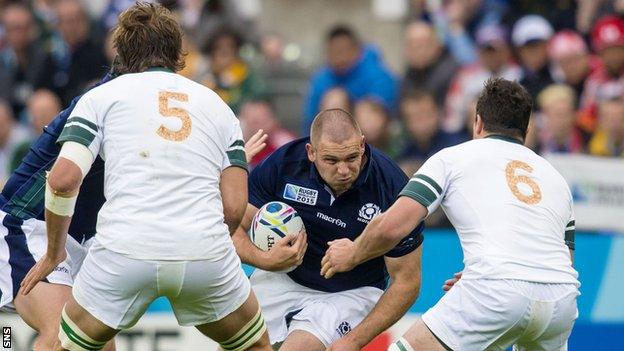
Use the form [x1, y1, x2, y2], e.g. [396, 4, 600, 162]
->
[250, 201, 304, 253]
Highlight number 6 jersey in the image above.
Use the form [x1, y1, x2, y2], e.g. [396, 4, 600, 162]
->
[400, 135, 579, 285]
[57, 68, 247, 260]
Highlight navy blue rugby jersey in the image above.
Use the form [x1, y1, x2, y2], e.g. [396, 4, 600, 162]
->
[0, 75, 112, 243]
[249, 137, 424, 292]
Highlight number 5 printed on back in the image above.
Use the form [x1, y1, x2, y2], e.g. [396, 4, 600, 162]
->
[157, 91, 191, 141]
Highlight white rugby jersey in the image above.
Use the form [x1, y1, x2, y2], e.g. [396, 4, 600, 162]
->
[58, 68, 246, 260]
[400, 135, 579, 284]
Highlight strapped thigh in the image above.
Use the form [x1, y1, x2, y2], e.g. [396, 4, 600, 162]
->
[219, 307, 267, 351]
[58, 307, 107, 351]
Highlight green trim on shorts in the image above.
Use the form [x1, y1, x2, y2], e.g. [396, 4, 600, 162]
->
[60, 317, 106, 350]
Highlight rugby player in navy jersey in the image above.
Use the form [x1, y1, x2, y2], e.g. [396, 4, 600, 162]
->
[0, 73, 115, 350]
[231, 108, 424, 351]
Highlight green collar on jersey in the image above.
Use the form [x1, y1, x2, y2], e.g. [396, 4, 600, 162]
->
[485, 134, 523, 145]
[146, 67, 174, 73]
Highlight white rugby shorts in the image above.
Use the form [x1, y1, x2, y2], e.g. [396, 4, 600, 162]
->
[72, 239, 251, 329]
[422, 279, 579, 351]
[0, 211, 86, 312]
[250, 269, 383, 347]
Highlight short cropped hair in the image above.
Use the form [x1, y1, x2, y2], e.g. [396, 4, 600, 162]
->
[112, 2, 184, 74]
[310, 108, 362, 145]
[326, 25, 360, 46]
[538, 84, 576, 110]
[476, 78, 532, 139]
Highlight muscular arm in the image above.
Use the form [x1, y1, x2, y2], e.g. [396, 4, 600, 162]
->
[342, 247, 422, 348]
[231, 204, 266, 267]
[220, 167, 248, 235]
[352, 197, 427, 265]
[45, 158, 83, 260]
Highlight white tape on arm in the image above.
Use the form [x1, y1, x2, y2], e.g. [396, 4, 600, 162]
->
[58, 141, 94, 179]
[45, 181, 77, 216]
[45, 141, 93, 217]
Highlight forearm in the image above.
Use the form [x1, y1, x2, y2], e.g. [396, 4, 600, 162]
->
[346, 280, 420, 348]
[231, 226, 272, 270]
[352, 215, 405, 265]
[44, 209, 70, 259]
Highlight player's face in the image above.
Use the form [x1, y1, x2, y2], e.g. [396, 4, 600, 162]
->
[307, 135, 365, 196]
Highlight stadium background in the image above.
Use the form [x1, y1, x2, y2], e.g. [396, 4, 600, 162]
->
[1, 0, 623, 350]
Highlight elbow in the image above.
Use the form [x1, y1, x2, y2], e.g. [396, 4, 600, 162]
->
[48, 170, 81, 195]
[224, 204, 245, 233]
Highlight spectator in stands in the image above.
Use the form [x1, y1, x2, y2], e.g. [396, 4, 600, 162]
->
[444, 24, 521, 133]
[7, 88, 62, 173]
[239, 99, 295, 167]
[0, 100, 29, 183]
[401, 20, 459, 106]
[52, 0, 109, 104]
[548, 30, 600, 101]
[399, 90, 467, 174]
[302, 25, 397, 135]
[353, 98, 402, 158]
[580, 16, 624, 133]
[0, 2, 56, 118]
[26, 88, 61, 134]
[589, 96, 624, 157]
[513, 15, 555, 102]
[429, 0, 507, 65]
[319, 87, 352, 113]
[201, 26, 265, 114]
[537, 84, 587, 154]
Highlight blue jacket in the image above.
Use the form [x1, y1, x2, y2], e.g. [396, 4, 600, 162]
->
[302, 45, 397, 134]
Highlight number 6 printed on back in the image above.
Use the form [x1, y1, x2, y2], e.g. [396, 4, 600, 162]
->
[505, 160, 542, 205]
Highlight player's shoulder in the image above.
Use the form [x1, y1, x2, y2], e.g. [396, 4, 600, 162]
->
[368, 145, 408, 183]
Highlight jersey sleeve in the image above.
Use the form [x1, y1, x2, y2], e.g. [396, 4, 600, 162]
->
[248, 156, 279, 209]
[384, 158, 425, 258]
[399, 151, 448, 217]
[385, 221, 424, 257]
[222, 115, 248, 171]
[565, 216, 575, 250]
[57, 94, 103, 159]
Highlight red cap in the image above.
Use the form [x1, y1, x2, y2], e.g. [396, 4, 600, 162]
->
[592, 16, 624, 51]
[549, 30, 588, 60]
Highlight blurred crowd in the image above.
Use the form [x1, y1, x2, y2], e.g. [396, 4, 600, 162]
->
[0, 0, 623, 209]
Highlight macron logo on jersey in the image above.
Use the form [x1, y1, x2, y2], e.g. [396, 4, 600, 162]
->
[283, 183, 318, 205]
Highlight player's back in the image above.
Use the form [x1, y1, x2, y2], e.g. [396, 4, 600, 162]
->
[435, 136, 578, 284]
[64, 69, 244, 260]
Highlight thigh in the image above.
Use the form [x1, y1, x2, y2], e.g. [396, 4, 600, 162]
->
[515, 291, 578, 351]
[249, 269, 309, 346]
[14, 281, 71, 333]
[0, 215, 73, 311]
[169, 248, 251, 326]
[421, 279, 531, 351]
[287, 286, 384, 347]
[62, 294, 119, 347]
[72, 241, 157, 329]
[401, 318, 450, 351]
[195, 289, 271, 351]
[279, 330, 325, 351]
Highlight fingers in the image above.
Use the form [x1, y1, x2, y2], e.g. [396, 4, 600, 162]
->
[20, 263, 42, 295]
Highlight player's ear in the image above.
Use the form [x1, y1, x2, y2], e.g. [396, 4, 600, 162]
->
[305, 143, 316, 162]
[474, 114, 484, 139]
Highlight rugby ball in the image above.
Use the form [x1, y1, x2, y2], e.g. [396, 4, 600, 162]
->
[250, 201, 304, 252]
